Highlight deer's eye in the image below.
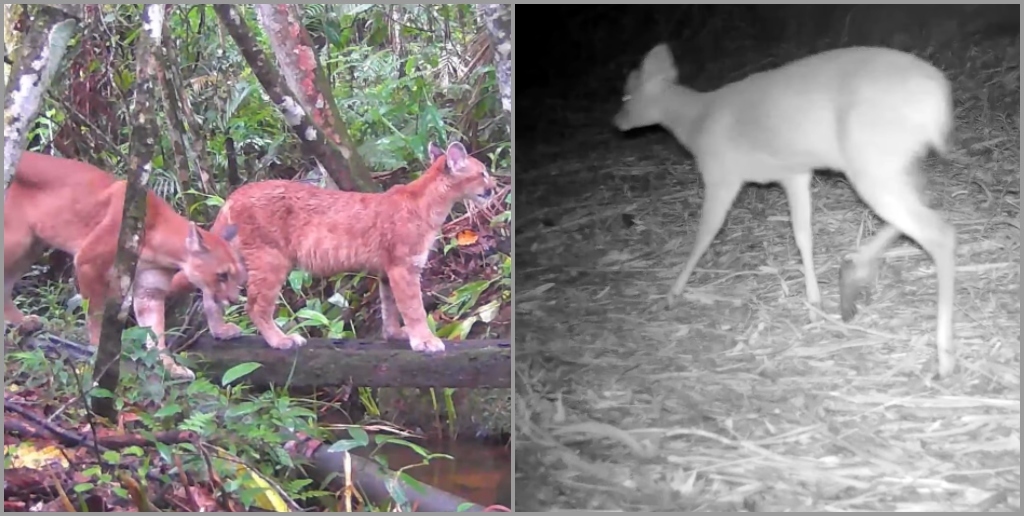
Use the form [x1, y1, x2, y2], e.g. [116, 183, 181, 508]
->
[216, 272, 230, 283]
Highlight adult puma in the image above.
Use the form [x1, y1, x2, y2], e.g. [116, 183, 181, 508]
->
[170, 141, 497, 352]
[4, 151, 247, 379]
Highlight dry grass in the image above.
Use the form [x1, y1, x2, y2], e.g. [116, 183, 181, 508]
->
[514, 36, 1020, 511]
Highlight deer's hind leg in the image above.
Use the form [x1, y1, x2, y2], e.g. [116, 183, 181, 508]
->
[845, 150, 956, 377]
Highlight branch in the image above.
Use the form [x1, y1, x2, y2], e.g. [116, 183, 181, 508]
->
[3, 5, 80, 188]
[252, 4, 379, 192]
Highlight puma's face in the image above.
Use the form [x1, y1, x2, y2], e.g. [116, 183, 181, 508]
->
[435, 141, 497, 206]
[183, 223, 247, 307]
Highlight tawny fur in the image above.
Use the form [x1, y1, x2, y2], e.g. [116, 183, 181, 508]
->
[4, 151, 246, 379]
[614, 43, 957, 377]
[169, 141, 496, 352]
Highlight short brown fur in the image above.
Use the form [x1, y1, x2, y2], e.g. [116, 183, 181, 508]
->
[169, 141, 496, 352]
[4, 151, 247, 378]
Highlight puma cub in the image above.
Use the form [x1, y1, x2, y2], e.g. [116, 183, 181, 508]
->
[171, 141, 496, 352]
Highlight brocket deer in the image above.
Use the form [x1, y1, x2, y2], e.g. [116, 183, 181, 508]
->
[613, 43, 957, 377]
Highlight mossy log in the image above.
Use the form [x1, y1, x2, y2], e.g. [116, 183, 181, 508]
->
[180, 335, 511, 389]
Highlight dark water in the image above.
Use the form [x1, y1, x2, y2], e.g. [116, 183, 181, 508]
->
[366, 438, 512, 508]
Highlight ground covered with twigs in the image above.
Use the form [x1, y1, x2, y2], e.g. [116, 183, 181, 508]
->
[515, 36, 1020, 512]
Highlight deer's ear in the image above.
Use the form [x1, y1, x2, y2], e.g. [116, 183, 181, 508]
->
[445, 141, 468, 171]
[641, 43, 678, 83]
[428, 142, 445, 163]
[186, 222, 208, 254]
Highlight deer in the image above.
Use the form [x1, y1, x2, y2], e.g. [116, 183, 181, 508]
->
[613, 42, 957, 377]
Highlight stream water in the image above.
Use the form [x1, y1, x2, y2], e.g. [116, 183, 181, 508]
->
[362, 437, 512, 508]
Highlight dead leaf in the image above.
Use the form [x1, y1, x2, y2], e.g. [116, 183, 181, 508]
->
[456, 229, 479, 246]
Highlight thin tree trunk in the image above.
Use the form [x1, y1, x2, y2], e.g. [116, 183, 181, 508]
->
[213, 4, 380, 193]
[253, 4, 378, 192]
[155, 18, 198, 213]
[476, 4, 512, 123]
[92, 3, 165, 421]
[161, 26, 215, 195]
[3, 4, 81, 189]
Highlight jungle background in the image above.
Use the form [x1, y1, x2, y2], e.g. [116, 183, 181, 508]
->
[4, 4, 511, 512]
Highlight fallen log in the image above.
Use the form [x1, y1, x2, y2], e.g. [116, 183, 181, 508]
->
[181, 334, 510, 389]
[285, 433, 494, 512]
[14, 331, 511, 389]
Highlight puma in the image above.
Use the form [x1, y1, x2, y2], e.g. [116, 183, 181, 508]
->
[4, 151, 247, 379]
[170, 141, 497, 352]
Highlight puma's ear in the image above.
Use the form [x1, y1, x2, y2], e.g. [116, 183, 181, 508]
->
[186, 222, 209, 254]
[445, 141, 468, 171]
[428, 142, 445, 163]
[221, 223, 239, 242]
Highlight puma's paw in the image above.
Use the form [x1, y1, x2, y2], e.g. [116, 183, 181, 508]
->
[267, 333, 307, 350]
[410, 335, 446, 353]
[383, 326, 408, 340]
[166, 361, 196, 380]
[12, 315, 44, 334]
[211, 323, 243, 340]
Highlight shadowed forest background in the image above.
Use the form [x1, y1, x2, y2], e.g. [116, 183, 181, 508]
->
[515, 5, 1019, 512]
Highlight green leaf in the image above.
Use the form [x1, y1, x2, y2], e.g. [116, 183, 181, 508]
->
[225, 402, 261, 418]
[348, 427, 369, 446]
[73, 482, 95, 493]
[221, 362, 263, 386]
[154, 403, 183, 418]
[435, 320, 462, 339]
[398, 471, 428, 494]
[374, 435, 430, 457]
[90, 387, 115, 399]
[288, 270, 310, 292]
[457, 316, 478, 340]
[295, 308, 331, 327]
[386, 477, 410, 509]
[326, 439, 364, 453]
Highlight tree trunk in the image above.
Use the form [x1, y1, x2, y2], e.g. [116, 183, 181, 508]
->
[154, 20, 198, 213]
[214, 5, 380, 193]
[252, 4, 379, 193]
[476, 4, 512, 123]
[160, 26, 215, 196]
[3, 4, 81, 189]
[92, 3, 164, 421]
